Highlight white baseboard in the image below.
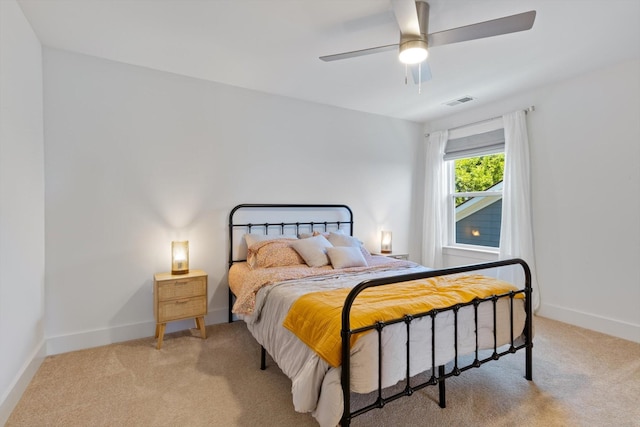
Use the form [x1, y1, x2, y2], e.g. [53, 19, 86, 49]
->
[537, 303, 640, 343]
[46, 307, 228, 355]
[0, 340, 46, 426]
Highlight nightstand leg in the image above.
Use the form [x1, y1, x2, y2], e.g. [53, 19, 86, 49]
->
[195, 316, 206, 339]
[156, 323, 166, 349]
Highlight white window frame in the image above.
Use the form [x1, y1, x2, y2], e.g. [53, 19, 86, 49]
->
[444, 119, 505, 252]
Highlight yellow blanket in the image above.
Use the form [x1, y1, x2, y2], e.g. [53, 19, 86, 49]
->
[282, 274, 522, 367]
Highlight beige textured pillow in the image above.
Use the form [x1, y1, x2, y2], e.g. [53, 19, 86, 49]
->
[247, 240, 304, 269]
[245, 233, 298, 248]
[327, 246, 368, 269]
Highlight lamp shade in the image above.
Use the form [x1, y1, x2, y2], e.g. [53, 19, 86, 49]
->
[381, 231, 392, 254]
[171, 241, 189, 275]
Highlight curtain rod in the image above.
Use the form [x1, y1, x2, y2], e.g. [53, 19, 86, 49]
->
[425, 105, 535, 137]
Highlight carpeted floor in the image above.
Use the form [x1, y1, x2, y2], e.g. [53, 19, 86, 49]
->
[6, 316, 640, 427]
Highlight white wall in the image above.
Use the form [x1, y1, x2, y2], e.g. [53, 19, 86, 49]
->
[0, 0, 46, 422]
[425, 59, 640, 343]
[42, 48, 424, 353]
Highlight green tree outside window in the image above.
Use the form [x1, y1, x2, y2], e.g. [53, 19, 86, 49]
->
[454, 154, 504, 206]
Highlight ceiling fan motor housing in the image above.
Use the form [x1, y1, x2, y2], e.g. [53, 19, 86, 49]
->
[398, 1, 430, 64]
[398, 38, 428, 63]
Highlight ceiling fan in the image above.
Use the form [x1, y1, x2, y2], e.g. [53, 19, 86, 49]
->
[320, 0, 536, 85]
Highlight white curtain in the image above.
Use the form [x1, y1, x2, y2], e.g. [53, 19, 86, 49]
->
[499, 110, 540, 311]
[422, 130, 450, 268]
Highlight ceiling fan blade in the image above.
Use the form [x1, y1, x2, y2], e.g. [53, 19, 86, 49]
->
[428, 10, 536, 48]
[391, 0, 421, 36]
[319, 43, 398, 62]
[410, 62, 432, 84]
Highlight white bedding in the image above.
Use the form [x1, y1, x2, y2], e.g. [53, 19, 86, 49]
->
[236, 262, 527, 427]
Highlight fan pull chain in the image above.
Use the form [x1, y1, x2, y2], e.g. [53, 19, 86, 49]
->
[418, 63, 422, 94]
[405, 64, 408, 85]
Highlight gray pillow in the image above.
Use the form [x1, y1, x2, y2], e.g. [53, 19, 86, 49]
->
[291, 235, 333, 267]
[327, 246, 368, 269]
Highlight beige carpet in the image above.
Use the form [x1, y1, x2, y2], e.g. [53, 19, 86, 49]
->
[6, 316, 640, 427]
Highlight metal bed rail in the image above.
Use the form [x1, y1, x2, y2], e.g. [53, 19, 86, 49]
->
[340, 258, 533, 426]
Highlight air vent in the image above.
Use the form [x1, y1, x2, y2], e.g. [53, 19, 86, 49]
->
[444, 96, 476, 107]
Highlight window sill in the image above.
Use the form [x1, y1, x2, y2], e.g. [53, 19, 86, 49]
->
[443, 245, 499, 262]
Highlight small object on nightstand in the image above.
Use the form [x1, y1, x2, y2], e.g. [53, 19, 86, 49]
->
[153, 269, 207, 349]
[171, 241, 189, 274]
[380, 230, 392, 253]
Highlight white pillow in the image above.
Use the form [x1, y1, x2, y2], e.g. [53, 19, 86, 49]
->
[291, 235, 333, 267]
[244, 233, 297, 248]
[327, 246, 368, 269]
[327, 232, 361, 248]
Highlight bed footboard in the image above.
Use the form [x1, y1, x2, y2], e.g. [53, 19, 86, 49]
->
[340, 258, 533, 426]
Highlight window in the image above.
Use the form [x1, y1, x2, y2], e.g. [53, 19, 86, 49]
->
[451, 154, 503, 247]
[445, 127, 505, 249]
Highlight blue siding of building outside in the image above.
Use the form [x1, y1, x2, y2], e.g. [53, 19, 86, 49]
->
[456, 200, 502, 247]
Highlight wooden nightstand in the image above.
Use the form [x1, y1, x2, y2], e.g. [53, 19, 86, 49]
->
[153, 269, 208, 349]
[373, 252, 409, 260]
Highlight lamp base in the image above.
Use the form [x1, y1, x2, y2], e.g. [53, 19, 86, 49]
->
[171, 269, 189, 275]
[380, 250, 391, 254]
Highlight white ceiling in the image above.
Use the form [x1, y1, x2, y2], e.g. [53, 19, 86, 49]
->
[17, 0, 640, 123]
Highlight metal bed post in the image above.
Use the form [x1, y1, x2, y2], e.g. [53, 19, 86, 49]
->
[522, 260, 533, 380]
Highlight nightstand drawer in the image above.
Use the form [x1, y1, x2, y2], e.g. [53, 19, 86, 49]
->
[157, 277, 206, 300]
[158, 296, 207, 322]
[153, 269, 208, 349]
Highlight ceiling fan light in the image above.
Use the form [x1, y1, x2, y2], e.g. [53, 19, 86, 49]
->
[398, 40, 428, 64]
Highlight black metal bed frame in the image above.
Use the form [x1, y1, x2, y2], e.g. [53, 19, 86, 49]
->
[228, 203, 354, 323]
[228, 204, 533, 426]
[339, 258, 533, 426]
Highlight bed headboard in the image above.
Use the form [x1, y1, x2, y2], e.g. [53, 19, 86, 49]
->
[228, 203, 354, 268]
[227, 204, 354, 322]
